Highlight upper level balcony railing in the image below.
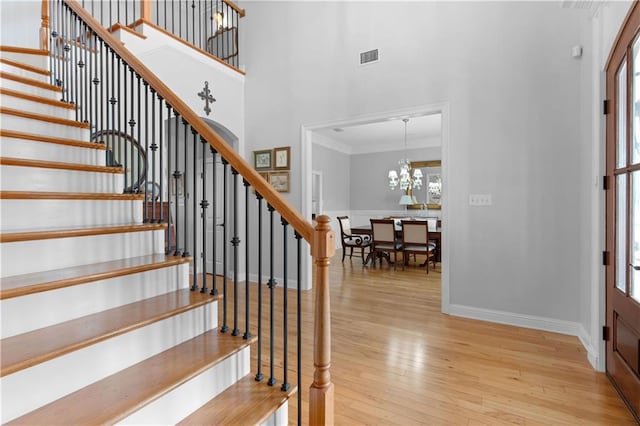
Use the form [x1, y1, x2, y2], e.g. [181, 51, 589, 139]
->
[61, 0, 244, 69]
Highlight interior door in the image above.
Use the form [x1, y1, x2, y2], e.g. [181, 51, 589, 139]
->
[205, 157, 224, 275]
[605, 2, 640, 421]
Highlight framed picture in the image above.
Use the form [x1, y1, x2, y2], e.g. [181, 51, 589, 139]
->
[269, 171, 290, 192]
[253, 149, 272, 170]
[273, 146, 290, 170]
[258, 172, 269, 180]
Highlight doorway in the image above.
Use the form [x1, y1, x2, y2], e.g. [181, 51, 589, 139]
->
[301, 102, 451, 312]
[605, 2, 640, 421]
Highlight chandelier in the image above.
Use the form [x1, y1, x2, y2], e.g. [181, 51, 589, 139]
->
[388, 118, 422, 192]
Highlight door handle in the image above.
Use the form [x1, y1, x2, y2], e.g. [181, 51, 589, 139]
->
[630, 264, 640, 271]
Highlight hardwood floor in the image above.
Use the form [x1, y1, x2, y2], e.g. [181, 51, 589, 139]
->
[214, 251, 636, 425]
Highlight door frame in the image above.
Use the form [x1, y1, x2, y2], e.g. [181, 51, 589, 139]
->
[604, 1, 640, 421]
[300, 102, 451, 311]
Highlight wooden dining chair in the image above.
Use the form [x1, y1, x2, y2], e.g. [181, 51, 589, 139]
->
[370, 219, 403, 270]
[401, 220, 437, 273]
[337, 216, 371, 263]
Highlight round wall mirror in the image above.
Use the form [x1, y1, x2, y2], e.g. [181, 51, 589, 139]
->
[92, 130, 146, 192]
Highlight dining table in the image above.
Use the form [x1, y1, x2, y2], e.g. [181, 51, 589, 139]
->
[350, 222, 442, 266]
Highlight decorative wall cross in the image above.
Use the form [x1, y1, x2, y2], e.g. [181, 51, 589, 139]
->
[197, 81, 216, 116]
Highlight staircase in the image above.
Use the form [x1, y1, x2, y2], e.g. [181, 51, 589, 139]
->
[0, 46, 292, 425]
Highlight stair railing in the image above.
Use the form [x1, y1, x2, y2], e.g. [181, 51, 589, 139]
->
[48, 0, 334, 424]
[54, 0, 245, 69]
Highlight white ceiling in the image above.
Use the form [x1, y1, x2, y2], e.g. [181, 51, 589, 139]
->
[313, 113, 442, 155]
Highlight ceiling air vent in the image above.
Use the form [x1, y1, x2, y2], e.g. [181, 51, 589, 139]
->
[360, 49, 380, 65]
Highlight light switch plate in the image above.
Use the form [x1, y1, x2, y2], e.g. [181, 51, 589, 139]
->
[469, 194, 492, 206]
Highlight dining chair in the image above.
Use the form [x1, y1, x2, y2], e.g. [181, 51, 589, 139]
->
[370, 218, 403, 270]
[401, 220, 437, 273]
[337, 216, 371, 263]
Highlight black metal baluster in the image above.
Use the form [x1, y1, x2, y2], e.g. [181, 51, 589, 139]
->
[281, 218, 290, 392]
[172, 110, 181, 255]
[255, 192, 264, 382]
[182, 118, 190, 257]
[124, 67, 132, 192]
[80, 22, 86, 122]
[97, 37, 103, 137]
[191, 127, 198, 291]
[295, 231, 302, 425]
[198, 0, 202, 50]
[64, 9, 70, 102]
[137, 73, 142, 192]
[200, 136, 209, 294]
[150, 88, 158, 223]
[109, 51, 117, 158]
[267, 203, 277, 387]
[117, 56, 123, 175]
[243, 178, 251, 340]
[73, 16, 79, 119]
[209, 147, 218, 296]
[220, 158, 229, 332]
[49, 1, 55, 86]
[191, 1, 195, 45]
[143, 81, 149, 220]
[164, 102, 173, 249]
[157, 95, 164, 223]
[231, 168, 240, 336]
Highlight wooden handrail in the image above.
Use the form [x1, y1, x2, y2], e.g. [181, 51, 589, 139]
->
[221, 0, 246, 18]
[40, 0, 49, 51]
[63, 0, 312, 243]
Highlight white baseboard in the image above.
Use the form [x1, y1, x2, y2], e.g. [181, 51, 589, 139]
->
[578, 324, 601, 371]
[448, 303, 585, 342]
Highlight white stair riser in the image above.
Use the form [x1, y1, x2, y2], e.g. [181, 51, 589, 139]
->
[0, 52, 49, 69]
[1, 165, 123, 193]
[261, 402, 289, 426]
[0, 77, 60, 101]
[1, 229, 165, 277]
[0, 302, 218, 423]
[0, 93, 76, 120]
[0, 136, 105, 166]
[1, 263, 189, 338]
[121, 347, 250, 425]
[0, 62, 49, 83]
[0, 114, 89, 140]
[1, 198, 142, 232]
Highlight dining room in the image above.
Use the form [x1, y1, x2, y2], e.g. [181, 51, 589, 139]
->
[309, 111, 444, 276]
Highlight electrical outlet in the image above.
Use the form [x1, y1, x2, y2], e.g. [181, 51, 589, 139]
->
[469, 194, 492, 206]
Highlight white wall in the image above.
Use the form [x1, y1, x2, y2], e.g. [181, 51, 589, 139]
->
[312, 137, 350, 212]
[241, 1, 595, 336]
[0, 0, 40, 48]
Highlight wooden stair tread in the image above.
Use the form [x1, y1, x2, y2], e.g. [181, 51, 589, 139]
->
[0, 71, 62, 92]
[1, 288, 220, 377]
[0, 87, 76, 109]
[0, 58, 50, 76]
[1, 254, 189, 300]
[0, 129, 106, 150]
[0, 157, 122, 173]
[0, 46, 49, 56]
[0, 191, 144, 200]
[0, 107, 90, 128]
[0, 222, 166, 243]
[179, 376, 297, 426]
[7, 331, 253, 425]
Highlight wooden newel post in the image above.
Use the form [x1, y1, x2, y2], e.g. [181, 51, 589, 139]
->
[309, 215, 335, 426]
[140, 0, 152, 22]
[40, 0, 49, 51]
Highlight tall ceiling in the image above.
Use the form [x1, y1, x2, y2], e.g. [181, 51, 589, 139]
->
[313, 113, 442, 155]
